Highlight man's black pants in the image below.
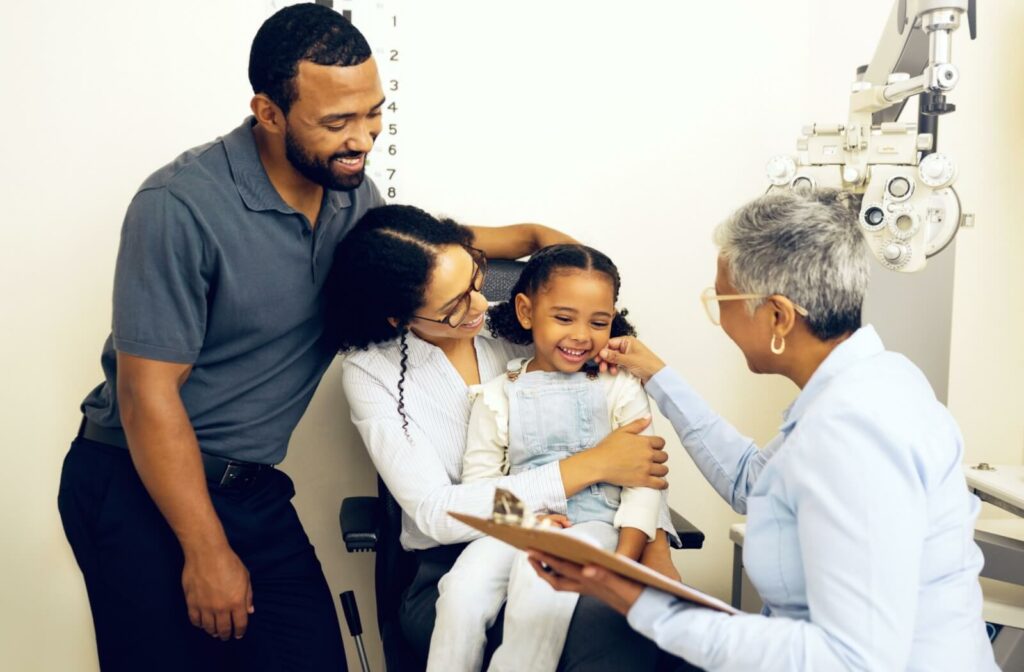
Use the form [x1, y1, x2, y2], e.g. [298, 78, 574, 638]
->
[57, 437, 346, 672]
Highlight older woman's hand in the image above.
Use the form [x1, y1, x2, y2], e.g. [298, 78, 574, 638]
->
[596, 336, 667, 384]
[526, 551, 645, 617]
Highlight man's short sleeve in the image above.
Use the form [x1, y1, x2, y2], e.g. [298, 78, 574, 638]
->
[365, 177, 386, 210]
[111, 188, 209, 364]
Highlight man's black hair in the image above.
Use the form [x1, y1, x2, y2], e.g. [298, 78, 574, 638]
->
[249, 3, 372, 114]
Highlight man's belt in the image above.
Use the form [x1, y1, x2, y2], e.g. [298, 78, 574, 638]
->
[78, 417, 272, 488]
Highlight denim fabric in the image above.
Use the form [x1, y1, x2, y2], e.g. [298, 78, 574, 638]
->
[506, 368, 621, 526]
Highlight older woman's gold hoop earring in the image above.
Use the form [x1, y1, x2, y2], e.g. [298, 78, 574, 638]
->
[771, 334, 786, 355]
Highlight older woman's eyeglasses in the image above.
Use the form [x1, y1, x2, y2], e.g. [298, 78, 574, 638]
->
[701, 287, 810, 326]
[412, 247, 488, 328]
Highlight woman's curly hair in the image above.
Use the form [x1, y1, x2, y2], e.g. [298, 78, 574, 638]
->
[487, 244, 637, 345]
[325, 204, 474, 434]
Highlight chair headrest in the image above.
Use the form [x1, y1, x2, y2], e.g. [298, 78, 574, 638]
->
[482, 258, 525, 303]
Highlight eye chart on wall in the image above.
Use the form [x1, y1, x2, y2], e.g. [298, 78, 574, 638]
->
[266, 0, 403, 203]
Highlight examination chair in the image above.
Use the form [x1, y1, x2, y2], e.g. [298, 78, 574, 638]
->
[339, 259, 705, 671]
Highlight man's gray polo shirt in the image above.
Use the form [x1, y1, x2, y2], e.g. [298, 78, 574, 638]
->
[82, 117, 383, 464]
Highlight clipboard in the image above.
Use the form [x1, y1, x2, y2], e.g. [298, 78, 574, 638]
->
[449, 511, 740, 615]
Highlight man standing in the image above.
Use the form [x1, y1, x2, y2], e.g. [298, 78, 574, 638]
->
[57, 5, 382, 670]
[57, 4, 569, 670]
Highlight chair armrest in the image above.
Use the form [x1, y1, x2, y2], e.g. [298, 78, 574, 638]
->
[670, 507, 705, 550]
[341, 497, 703, 551]
[340, 496, 381, 553]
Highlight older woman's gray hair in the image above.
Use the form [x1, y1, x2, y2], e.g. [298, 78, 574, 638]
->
[713, 189, 870, 341]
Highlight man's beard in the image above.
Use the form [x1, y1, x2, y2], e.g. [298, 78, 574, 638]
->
[284, 127, 365, 191]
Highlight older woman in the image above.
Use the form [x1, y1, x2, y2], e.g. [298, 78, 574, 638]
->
[530, 189, 997, 671]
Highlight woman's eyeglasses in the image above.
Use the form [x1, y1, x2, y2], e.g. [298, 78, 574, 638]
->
[412, 247, 488, 328]
[700, 286, 809, 326]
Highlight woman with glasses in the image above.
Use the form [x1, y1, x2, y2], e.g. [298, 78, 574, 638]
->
[326, 204, 683, 670]
[528, 189, 997, 671]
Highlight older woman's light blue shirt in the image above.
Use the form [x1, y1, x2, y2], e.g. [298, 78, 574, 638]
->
[628, 326, 996, 671]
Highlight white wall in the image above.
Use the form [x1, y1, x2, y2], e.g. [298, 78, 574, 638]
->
[2, 2, 1020, 671]
[944, 2, 1024, 470]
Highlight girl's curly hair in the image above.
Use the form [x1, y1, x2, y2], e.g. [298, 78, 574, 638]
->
[325, 204, 474, 434]
[487, 244, 637, 345]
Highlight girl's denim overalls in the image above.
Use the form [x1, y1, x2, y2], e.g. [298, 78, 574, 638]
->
[505, 363, 621, 525]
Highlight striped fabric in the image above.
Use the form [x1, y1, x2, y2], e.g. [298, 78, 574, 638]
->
[341, 330, 568, 550]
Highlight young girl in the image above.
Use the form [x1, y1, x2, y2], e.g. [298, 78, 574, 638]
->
[427, 244, 674, 672]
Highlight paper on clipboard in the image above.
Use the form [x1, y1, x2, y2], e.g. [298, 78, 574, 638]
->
[449, 511, 740, 616]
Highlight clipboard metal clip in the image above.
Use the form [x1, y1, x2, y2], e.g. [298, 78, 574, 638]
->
[492, 488, 532, 527]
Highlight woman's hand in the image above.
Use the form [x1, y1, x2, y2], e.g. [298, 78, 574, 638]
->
[595, 336, 667, 384]
[526, 551, 645, 617]
[591, 417, 669, 489]
[560, 417, 669, 496]
[537, 513, 572, 529]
